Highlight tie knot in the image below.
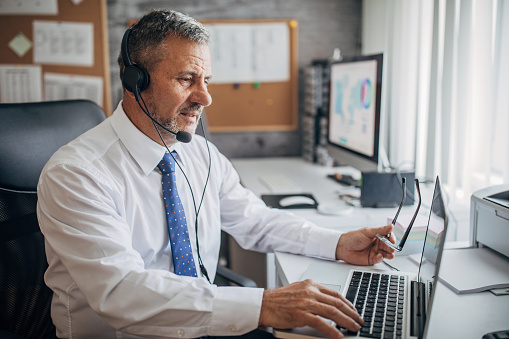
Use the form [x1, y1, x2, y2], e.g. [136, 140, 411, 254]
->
[158, 152, 176, 173]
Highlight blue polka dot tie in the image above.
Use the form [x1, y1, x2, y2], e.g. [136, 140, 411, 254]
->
[158, 152, 197, 277]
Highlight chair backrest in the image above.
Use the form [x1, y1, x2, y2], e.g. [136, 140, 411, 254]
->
[0, 100, 106, 339]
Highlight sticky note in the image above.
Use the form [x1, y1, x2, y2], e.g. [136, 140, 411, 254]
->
[9, 32, 32, 58]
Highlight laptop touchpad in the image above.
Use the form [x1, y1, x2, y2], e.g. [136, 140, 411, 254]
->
[301, 261, 353, 293]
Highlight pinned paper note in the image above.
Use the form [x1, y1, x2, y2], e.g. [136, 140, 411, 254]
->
[0, 0, 58, 15]
[8, 32, 32, 58]
[205, 22, 290, 84]
[0, 65, 42, 103]
[33, 21, 94, 66]
[44, 72, 103, 106]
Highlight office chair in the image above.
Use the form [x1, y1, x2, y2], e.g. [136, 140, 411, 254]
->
[0, 100, 106, 339]
[0, 100, 255, 339]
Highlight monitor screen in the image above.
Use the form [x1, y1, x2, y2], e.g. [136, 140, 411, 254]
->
[327, 54, 383, 172]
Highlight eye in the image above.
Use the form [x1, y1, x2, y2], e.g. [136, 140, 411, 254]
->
[177, 77, 193, 88]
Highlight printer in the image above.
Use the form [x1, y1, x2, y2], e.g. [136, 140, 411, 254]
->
[470, 184, 509, 258]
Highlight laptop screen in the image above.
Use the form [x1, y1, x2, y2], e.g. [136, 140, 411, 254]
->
[418, 177, 448, 337]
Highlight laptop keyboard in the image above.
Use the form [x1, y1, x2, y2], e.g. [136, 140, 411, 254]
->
[344, 271, 406, 338]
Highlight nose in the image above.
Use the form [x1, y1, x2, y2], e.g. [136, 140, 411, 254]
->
[190, 82, 212, 108]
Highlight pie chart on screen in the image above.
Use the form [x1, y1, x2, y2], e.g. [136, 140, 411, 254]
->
[361, 78, 372, 109]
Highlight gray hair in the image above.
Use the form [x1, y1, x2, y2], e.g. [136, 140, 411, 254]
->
[117, 9, 210, 81]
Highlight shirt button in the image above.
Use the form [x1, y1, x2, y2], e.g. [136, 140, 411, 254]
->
[229, 325, 238, 333]
[177, 329, 185, 337]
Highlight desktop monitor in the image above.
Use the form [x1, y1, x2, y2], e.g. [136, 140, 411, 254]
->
[327, 53, 383, 172]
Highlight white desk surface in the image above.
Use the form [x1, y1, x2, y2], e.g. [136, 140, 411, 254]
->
[232, 157, 508, 338]
[231, 156, 452, 232]
[235, 157, 405, 225]
[275, 251, 509, 339]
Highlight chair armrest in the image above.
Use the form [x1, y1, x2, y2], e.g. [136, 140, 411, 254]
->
[215, 265, 258, 288]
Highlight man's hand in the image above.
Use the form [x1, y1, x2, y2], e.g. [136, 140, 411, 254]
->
[336, 224, 396, 265]
[259, 280, 363, 339]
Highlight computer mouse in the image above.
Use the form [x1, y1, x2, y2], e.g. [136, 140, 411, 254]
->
[279, 195, 316, 207]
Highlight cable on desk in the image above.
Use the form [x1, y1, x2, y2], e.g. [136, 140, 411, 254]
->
[382, 259, 400, 271]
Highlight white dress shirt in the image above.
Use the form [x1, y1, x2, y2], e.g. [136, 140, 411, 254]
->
[37, 102, 343, 339]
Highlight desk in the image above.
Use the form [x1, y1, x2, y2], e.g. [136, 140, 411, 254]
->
[230, 156, 403, 289]
[231, 157, 507, 337]
[232, 156, 427, 230]
[275, 251, 509, 338]
[230, 157, 469, 288]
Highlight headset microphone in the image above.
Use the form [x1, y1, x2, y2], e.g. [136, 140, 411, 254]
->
[157, 122, 193, 143]
[134, 104, 192, 143]
[173, 130, 193, 143]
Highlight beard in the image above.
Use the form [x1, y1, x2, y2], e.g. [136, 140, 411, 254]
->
[149, 103, 203, 140]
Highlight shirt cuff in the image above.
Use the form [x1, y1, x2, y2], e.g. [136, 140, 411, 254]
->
[304, 227, 343, 260]
[209, 286, 264, 336]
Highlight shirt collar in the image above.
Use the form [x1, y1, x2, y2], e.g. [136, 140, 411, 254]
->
[110, 101, 186, 175]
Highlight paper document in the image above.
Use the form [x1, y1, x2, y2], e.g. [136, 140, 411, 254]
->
[205, 23, 289, 84]
[44, 73, 103, 106]
[0, 0, 58, 15]
[438, 247, 509, 294]
[0, 64, 42, 103]
[33, 20, 94, 66]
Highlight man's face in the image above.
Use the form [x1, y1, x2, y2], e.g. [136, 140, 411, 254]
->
[142, 35, 212, 139]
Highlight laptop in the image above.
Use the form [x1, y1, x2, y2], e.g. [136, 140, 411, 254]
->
[274, 177, 448, 339]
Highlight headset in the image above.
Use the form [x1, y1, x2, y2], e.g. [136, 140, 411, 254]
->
[121, 26, 212, 282]
[121, 28, 150, 101]
[121, 27, 192, 143]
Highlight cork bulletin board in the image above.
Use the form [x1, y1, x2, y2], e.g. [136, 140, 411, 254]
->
[0, 0, 112, 115]
[201, 19, 299, 132]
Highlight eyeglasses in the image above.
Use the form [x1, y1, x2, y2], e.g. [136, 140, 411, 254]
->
[376, 178, 421, 252]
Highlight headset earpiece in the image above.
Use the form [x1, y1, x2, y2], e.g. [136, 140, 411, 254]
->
[121, 28, 150, 99]
[123, 65, 150, 97]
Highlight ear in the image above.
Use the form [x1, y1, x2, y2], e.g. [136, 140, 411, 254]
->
[123, 87, 137, 100]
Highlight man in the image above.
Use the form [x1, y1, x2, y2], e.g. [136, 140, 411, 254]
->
[37, 9, 395, 339]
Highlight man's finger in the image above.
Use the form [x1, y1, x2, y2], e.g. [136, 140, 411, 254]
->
[320, 292, 363, 324]
[384, 229, 396, 244]
[305, 301, 362, 334]
[303, 314, 345, 339]
[379, 224, 394, 237]
[311, 283, 363, 326]
[315, 283, 356, 310]
[378, 237, 396, 252]
[372, 252, 384, 264]
[366, 224, 394, 238]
